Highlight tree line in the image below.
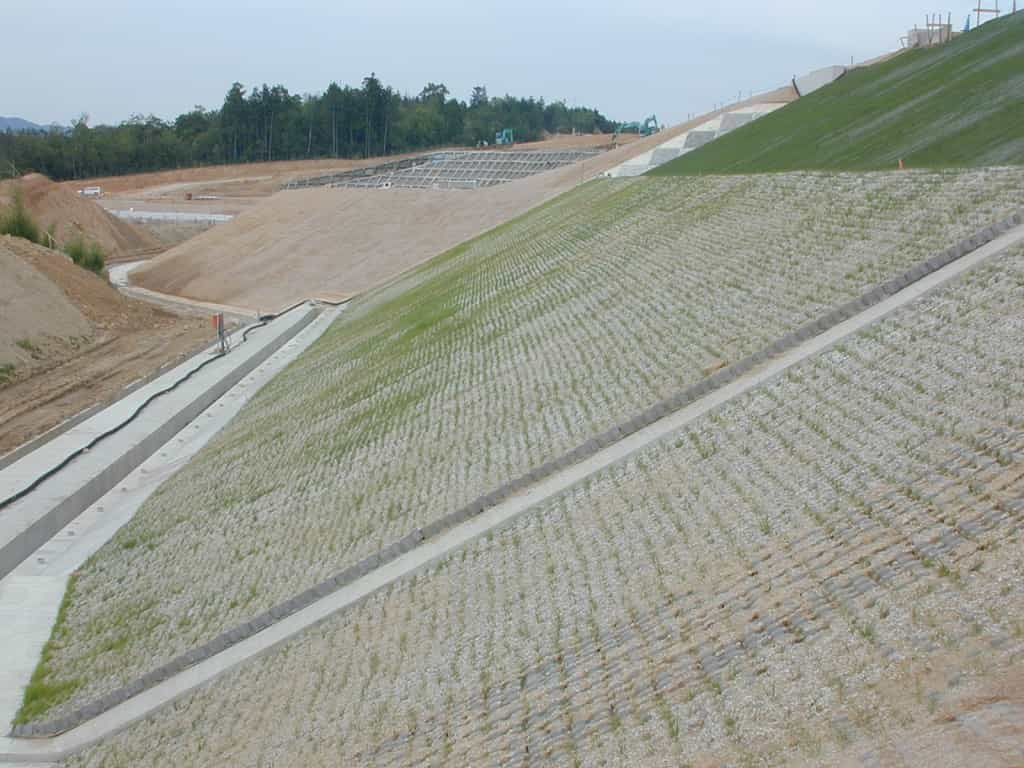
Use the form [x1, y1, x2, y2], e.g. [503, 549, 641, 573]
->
[0, 75, 616, 181]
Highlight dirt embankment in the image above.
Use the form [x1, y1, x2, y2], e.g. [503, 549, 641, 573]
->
[0, 243, 92, 375]
[128, 161, 604, 311]
[0, 236, 212, 455]
[0, 174, 160, 260]
[128, 93, 795, 312]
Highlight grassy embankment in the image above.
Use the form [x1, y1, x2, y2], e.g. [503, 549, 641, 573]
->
[652, 12, 1024, 174]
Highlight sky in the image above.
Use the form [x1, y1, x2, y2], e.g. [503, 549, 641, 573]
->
[2, 0, 995, 128]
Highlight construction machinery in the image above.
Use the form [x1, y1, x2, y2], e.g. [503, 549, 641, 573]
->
[495, 128, 514, 145]
[617, 115, 660, 136]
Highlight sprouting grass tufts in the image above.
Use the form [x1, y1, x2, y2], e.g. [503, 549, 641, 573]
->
[0, 190, 41, 243]
[15, 574, 83, 724]
[65, 236, 106, 274]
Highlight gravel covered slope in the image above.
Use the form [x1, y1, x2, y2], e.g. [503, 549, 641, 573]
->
[31, 168, 1024, 723]
[63, 245, 1024, 767]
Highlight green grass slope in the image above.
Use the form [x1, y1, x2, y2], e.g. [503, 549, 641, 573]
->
[652, 12, 1024, 175]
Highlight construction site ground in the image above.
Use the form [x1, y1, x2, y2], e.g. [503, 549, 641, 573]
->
[121, 108, 786, 311]
[1, 134, 656, 456]
[0, 237, 211, 457]
[66, 133, 635, 200]
[67, 135, 640, 255]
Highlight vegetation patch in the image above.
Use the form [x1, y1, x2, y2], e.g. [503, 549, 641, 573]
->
[15, 574, 83, 724]
[64, 237, 106, 274]
[15, 338, 41, 357]
[1, 78, 616, 181]
[0, 190, 41, 243]
[652, 12, 1024, 174]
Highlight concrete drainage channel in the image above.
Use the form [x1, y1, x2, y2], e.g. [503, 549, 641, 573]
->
[0, 304, 321, 585]
[1, 211, 1022, 760]
[0, 305, 344, 761]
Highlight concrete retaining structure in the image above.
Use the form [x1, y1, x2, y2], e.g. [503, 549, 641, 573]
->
[793, 65, 848, 96]
[606, 102, 787, 177]
[607, 63, 848, 178]
[11, 209, 1023, 740]
[0, 305, 318, 583]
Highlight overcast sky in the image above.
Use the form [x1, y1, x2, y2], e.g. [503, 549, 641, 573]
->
[4, 1, 989, 127]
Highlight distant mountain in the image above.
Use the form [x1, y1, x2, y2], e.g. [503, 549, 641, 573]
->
[0, 116, 65, 133]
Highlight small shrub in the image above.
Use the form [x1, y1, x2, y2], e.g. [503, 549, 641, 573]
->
[0, 190, 40, 243]
[16, 338, 41, 357]
[65, 237, 105, 274]
[0, 362, 15, 386]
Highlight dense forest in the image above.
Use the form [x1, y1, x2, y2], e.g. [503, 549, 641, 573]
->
[0, 75, 616, 181]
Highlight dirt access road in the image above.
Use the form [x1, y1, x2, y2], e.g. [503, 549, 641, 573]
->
[0, 237, 213, 457]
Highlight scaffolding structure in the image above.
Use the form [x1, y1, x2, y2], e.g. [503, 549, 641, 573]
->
[284, 149, 603, 192]
[903, 12, 955, 47]
[975, 0, 1001, 26]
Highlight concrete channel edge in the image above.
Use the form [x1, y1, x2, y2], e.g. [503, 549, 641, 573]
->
[0, 307, 318, 584]
[10, 210, 1023, 739]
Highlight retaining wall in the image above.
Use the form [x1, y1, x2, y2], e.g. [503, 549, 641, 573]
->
[793, 65, 848, 96]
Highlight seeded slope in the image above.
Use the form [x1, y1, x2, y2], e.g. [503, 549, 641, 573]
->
[25, 169, 1024, 725]
[652, 12, 1024, 175]
[65, 244, 1024, 768]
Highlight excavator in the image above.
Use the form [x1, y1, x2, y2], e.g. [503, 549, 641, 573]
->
[617, 115, 660, 136]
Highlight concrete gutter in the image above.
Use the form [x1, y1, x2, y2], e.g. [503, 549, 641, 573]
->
[1, 215, 1020, 762]
[0, 303, 317, 583]
[107, 210, 233, 223]
[0, 308, 341, 753]
[0, 340, 214, 474]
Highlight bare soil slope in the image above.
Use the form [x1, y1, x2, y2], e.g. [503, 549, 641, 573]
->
[0, 241, 91, 374]
[0, 174, 160, 259]
[0, 236, 210, 454]
[130, 91, 795, 310]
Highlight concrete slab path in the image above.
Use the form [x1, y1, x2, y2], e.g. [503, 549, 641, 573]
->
[2, 224, 1021, 763]
[108, 261, 257, 319]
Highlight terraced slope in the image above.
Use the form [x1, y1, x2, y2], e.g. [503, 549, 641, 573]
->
[652, 12, 1024, 175]
[63, 246, 1024, 768]
[24, 169, 1024, 724]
